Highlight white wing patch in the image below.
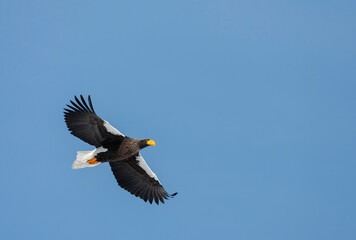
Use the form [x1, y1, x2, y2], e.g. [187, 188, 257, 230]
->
[136, 154, 160, 183]
[103, 121, 125, 136]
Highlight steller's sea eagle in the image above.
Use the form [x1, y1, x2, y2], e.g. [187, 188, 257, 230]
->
[64, 95, 177, 204]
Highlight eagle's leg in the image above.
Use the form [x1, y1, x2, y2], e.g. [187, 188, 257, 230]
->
[87, 157, 100, 165]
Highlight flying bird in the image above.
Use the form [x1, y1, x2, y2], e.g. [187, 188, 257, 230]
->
[64, 95, 177, 204]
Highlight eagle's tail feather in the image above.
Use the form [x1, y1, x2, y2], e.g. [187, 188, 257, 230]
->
[72, 150, 101, 169]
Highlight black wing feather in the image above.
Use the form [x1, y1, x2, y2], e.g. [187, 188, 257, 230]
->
[88, 95, 96, 113]
[75, 96, 89, 112]
[80, 95, 92, 112]
[109, 153, 177, 205]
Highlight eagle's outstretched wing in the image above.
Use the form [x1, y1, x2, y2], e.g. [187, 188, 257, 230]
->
[110, 153, 177, 204]
[64, 95, 124, 147]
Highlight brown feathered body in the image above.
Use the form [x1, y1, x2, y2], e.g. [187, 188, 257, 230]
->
[95, 138, 149, 162]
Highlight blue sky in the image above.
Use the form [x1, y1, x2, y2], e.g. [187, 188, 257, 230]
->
[0, 1, 355, 239]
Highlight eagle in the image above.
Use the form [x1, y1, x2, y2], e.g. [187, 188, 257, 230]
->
[64, 95, 177, 204]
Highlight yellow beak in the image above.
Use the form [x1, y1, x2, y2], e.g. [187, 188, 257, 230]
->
[147, 139, 156, 146]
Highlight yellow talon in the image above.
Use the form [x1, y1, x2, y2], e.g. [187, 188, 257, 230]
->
[87, 157, 99, 165]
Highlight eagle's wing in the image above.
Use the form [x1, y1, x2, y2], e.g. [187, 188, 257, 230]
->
[110, 153, 177, 204]
[64, 95, 124, 147]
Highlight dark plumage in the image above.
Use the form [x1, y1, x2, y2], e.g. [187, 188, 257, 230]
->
[64, 95, 177, 204]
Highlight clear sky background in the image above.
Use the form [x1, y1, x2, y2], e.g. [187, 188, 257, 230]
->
[1, 1, 355, 239]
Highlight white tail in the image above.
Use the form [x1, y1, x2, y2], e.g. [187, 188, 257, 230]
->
[72, 150, 100, 169]
[72, 147, 108, 169]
